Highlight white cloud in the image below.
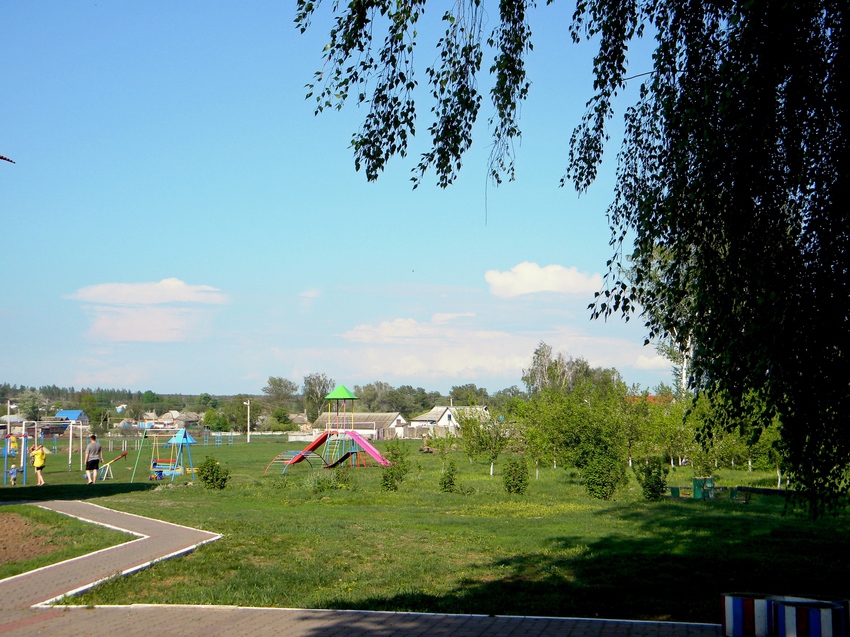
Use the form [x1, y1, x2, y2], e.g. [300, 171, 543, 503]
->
[432, 312, 475, 324]
[300, 289, 321, 299]
[69, 278, 226, 343]
[635, 353, 671, 370]
[86, 306, 209, 342]
[70, 277, 227, 305]
[485, 262, 603, 298]
[338, 313, 527, 378]
[332, 313, 663, 385]
[73, 362, 147, 388]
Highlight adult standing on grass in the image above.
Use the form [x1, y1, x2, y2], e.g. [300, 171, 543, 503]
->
[85, 434, 103, 484]
[30, 442, 46, 486]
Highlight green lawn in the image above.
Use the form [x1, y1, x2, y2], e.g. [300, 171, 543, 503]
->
[0, 505, 133, 580]
[2, 435, 848, 622]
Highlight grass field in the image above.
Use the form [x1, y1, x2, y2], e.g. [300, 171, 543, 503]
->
[2, 435, 848, 622]
[0, 504, 132, 580]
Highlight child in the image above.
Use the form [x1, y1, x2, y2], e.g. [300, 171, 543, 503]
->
[7, 464, 18, 486]
[29, 444, 46, 486]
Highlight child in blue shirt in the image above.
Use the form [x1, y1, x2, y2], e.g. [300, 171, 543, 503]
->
[7, 464, 18, 485]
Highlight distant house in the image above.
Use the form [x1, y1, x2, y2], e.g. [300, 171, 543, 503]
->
[160, 410, 181, 426]
[0, 414, 24, 434]
[140, 412, 166, 428]
[176, 412, 200, 428]
[54, 410, 90, 426]
[311, 411, 408, 440]
[288, 413, 310, 430]
[409, 405, 489, 438]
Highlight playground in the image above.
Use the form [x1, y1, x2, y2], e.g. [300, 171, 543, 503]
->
[2, 429, 849, 624]
[2, 389, 849, 624]
[265, 385, 390, 475]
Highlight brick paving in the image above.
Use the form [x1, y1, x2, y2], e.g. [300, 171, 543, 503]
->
[0, 501, 721, 637]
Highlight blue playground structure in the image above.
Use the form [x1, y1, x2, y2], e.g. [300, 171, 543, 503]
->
[131, 429, 196, 482]
[3, 434, 29, 486]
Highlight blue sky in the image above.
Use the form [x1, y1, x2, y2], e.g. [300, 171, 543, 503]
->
[1, 1, 670, 396]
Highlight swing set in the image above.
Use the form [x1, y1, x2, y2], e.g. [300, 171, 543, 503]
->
[3, 434, 28, 486]
[130, 429, 196, 482]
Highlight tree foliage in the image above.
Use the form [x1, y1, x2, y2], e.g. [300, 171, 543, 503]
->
[220, 395, 257, 433]
[577, 0, 849, 516]
[502, 456, 530, 495]
[634, 457, 670, 501]
[262, 377, 299, 411]
[17, 390, 43, 421]
[203, 407, 229, 432]
[440, 458, 458, 493]
[296, 0, 529, 187]
[302, 373, 335, 422]
[353, 381, 395, 412]
[449, 383, 489, 406]
[354, 381, 444, 418]
[197, 456, 230, 490]
[300, 0, 848, 516]
[456, 409, 513, 476]
[381, 439, 412, 491]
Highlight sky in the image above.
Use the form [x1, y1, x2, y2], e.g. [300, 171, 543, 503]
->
[0, 1, 671, 396]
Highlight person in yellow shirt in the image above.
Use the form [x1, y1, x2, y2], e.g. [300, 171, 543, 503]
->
[29, 443, 46, 486]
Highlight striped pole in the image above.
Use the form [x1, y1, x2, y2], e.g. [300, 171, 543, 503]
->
[723, 593, 773, 637]
[723, 594, 848, 637]
[774, 599, 847, 637]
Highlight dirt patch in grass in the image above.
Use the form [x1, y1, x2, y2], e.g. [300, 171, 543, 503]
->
[0, 512, 61, 564]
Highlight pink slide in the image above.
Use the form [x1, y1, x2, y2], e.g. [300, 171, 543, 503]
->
[285, 431, 330, 466]
[345, 430, 392, 466]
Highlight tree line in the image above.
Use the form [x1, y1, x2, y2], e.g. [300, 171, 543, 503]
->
[0, 373, 514, 435]
[452, 342, 784, 501]
[2, 340, 786, 494]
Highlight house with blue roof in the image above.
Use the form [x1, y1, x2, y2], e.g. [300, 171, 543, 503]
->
[54, 410, 90, 426]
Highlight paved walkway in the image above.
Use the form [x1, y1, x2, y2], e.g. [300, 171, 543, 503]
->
[0, 501, 721, 637]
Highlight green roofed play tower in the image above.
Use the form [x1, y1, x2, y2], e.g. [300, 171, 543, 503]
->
[264, 385, 391, 475]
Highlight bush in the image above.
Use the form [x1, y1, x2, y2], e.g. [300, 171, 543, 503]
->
[268, 417, 300, 433]
[582, 455, 624, 500]
[197, 455, 230, 490]
[303, 464, 354, 493]
[381, 440, 411, 492]
[503, 456, 529, 495]
[634, 457, 670, 501]
[333, 463, 352, 489]
[314, 473, 338, 493]
[440, 459, 458, 493]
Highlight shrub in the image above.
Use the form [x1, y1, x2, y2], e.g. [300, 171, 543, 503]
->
[268, 417, 300, 433]
[440, 459, 458, 493]
[314, 473, 338, 493]
[333, 463, 352, 489]
[503, 456, 530, 495]
[269, 476, 287, 490]
[303, 464, 354, 493]
[634, 457, 670, 501]
[381, 440, 411, 492]
[197, 455, 230, 490]
[582, 455, 624, 500]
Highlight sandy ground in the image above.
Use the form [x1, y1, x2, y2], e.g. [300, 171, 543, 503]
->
[0, 512, 61, 566]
